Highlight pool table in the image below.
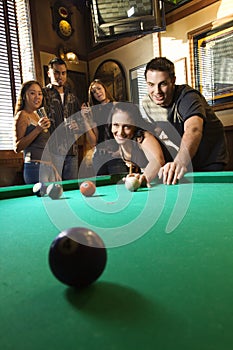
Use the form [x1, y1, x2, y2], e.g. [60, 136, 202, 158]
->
[1, 172, 233, 350]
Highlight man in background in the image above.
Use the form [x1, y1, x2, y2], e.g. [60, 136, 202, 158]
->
[43, 57, 80, 180]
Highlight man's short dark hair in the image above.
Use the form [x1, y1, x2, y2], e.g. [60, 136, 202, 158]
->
[145, 57, 175, 80]
[48, 57, 67, 69]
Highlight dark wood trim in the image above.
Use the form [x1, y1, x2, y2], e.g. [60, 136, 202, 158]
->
[29, 0, 43, 85]
[213, 103, 233, 112]
[0, 150, 22, 158]
[166, 0, 219, 26]
[0, 151, 24, 187]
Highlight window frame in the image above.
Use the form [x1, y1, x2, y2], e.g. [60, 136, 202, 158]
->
[188, 17, 233, 111]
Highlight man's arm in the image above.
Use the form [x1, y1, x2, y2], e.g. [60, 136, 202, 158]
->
[158, 116, 203, 184]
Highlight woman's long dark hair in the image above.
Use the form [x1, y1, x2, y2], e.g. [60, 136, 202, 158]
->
[107, 102, 173, 162]
[106, 102, 156, 142]
[14, 80, 43, 115]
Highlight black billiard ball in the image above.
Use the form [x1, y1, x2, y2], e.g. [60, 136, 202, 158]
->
[32, 182, 47, 197]
[46, 183, 63, 199]
[48, 227, 107, 288]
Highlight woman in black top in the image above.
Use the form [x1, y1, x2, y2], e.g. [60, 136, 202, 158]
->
[107, 102, 168, 187]
[81, 79, 128, 176]
[13, 80, 57, 184]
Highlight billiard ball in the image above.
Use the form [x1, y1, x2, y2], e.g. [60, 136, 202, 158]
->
[32, 182, 47, 197]
[48, 227, 107, 288]
[125, 176, 140, 192]
[46, 183, 63, 199]
[80, 180, 96, 197]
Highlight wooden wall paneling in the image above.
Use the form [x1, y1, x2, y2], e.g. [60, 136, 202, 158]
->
[0, 151, 24, 187]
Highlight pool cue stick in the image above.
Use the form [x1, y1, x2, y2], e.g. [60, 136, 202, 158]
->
[129, 163, 133, 175]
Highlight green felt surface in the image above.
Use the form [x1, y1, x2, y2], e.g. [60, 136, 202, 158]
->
[0, 172, 233, 350]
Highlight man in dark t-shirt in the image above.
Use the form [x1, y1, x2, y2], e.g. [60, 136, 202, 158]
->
[142, 57, 228, 185]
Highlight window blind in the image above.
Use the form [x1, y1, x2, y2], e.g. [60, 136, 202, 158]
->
[193, 20, 233, 106]
[15, 0, 35, 81]
[130, 64, 148, 118]
[0, 0, 35, 150]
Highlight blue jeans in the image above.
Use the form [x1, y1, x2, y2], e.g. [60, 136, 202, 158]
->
[51, 154, 78, 180]
[24, 162, 56, 184]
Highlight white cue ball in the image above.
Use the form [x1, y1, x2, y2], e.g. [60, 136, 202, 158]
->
[125, 176, 140, 192]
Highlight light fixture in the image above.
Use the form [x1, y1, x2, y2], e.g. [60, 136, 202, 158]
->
[59, 46, 79, 64]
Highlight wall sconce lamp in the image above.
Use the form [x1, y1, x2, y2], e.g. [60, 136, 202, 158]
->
[59, 46, 79, 64]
